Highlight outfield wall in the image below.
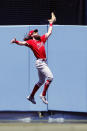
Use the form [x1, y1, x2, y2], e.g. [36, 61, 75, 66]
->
[0, 25, 87, 112]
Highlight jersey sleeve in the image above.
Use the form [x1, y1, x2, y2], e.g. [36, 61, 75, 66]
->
[41, 34, 47, 44]
[26, 39, 33, 47]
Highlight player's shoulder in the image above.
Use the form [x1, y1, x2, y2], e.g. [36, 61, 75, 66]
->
[41, 34, 46, 38]
[26, 39, 33, 44]
[41, 34, 47, 42]
[41, 34, 46, 40]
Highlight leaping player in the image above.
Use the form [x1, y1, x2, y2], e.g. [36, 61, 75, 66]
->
[11, 12, 56, 104]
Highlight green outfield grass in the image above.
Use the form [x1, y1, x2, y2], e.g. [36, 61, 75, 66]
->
[0, 123, 87, 131]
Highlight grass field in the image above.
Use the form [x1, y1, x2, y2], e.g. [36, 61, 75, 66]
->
[0, 123, 87, 131]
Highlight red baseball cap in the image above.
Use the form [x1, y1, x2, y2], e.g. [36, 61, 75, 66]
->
[28, 29, 38, 36]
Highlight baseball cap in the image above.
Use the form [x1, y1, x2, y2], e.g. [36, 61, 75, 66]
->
[28, 29, 38, 36]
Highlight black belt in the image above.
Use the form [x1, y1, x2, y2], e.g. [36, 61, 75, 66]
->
[37, 58, 47, 61]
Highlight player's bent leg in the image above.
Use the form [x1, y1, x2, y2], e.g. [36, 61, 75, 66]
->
[36, 60, 53, 104]
[40, 65, 53, 104]
[42, 65, 53, 96]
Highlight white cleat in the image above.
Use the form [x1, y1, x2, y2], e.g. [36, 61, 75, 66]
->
[40, 93, 48, 104]
[27, 95, 36, 104]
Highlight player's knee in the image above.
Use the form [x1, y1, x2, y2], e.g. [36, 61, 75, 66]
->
[48, 74, 53, 82]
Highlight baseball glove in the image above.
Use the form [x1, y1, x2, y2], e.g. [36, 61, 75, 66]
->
[48, 12, 56, 24]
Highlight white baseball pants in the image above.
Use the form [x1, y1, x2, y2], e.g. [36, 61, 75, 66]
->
[35, 59, 53, 86]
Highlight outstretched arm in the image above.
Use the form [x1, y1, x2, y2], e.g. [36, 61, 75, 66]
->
[45, 23, 53, 38]
[11, 38, 27, 46]
[45, 12, 56, 38]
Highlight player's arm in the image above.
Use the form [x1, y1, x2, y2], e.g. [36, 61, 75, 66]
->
[45, 12, 56, 38]
[11, 38, 28, 46]
[45, 22, 53, 38]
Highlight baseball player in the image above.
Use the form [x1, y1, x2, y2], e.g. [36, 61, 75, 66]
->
[11, 12, 56, 104]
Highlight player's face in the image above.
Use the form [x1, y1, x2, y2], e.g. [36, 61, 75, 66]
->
[32, 32, 39, 37]
[32, 32, 41, 41]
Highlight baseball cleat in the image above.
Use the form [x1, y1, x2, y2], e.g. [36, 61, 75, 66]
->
[40, 93, 48, 104]
[27, 95, 36, 104]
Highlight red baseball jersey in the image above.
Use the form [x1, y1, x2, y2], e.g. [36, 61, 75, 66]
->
[26, 35, 47, 59]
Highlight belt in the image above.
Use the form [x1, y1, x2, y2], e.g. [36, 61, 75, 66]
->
[37, 58, 47, 61]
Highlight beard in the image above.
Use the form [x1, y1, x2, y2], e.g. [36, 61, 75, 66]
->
[33, 35, 41, 41]
[24, 35, 32, 41]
